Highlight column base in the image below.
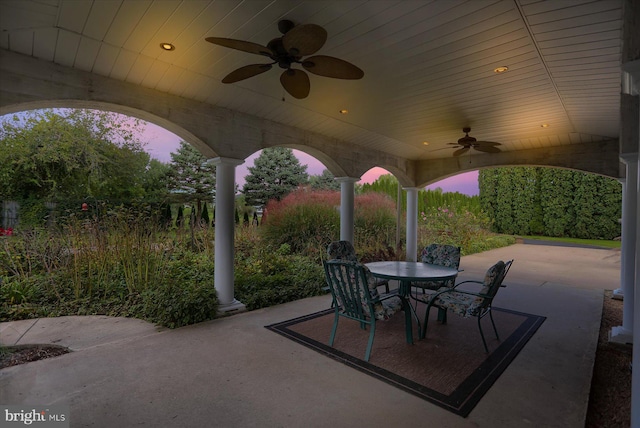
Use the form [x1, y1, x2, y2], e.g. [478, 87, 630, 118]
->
[609, 325, 633, 345]
[217, 299, 246, 316]
[612, 288, 624, 300]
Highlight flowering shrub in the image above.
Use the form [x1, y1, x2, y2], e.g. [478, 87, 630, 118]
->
[261, 189, 398, 261]
[0, 227, 13, 236]
[418, 205, 499, 255]
[261, 189, 341, 259]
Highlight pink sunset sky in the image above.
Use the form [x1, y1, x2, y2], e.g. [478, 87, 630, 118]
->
[144, 122, 479, 196]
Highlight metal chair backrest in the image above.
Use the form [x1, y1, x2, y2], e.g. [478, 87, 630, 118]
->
[323, 259, 374, 321]
[420, 243, 461, 270]
[476, 260, 508, 310]
[417, 243, 461, 289]
[327, 240, 358, 262]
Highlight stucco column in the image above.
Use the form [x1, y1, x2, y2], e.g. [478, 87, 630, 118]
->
[405, 187, 419, 262]
[210, 157, 245, 313]
[336, 177, 358, 244]
[634, 149, 640, 428]
[611, 156, 637, 344]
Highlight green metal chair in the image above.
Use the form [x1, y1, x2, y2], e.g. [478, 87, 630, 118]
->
[421, 259, 513, 352]
[327, 240, 390, 293]
[410, 243, 461, 305]
[323, 259, 413, 362]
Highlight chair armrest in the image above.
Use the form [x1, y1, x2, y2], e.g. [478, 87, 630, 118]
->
[374, 289, 400, 303]
[452, 279, 483, 289]
[430, 287, 490, 301]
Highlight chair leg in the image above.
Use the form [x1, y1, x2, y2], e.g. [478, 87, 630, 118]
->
[364, 321, 376, 362]
[477, 316, 489, 353]
[329, 311, 339, 346]
[437, 307, 447, 323]
[420, 304, 433, 340]
[401, 298, 414, 344]
[489, 308, 500, 341]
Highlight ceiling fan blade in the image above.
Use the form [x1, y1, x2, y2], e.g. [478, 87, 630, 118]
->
[474, 145, 501, 154]
[302, 55, 364, 79]
[280, 69, 310, 99]
[475, 141, 502, 146]
[282, 24, 327, 56]
[453, 147, 470, 157]
[222, 64, 272, 83]
[205, 37, 272, 57]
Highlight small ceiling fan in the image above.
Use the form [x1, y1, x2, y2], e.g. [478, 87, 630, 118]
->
[205, 19, 364, 99]
[446, 127, 501, 156]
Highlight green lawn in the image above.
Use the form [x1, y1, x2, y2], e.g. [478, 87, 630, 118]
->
[521, 235, 621, 249]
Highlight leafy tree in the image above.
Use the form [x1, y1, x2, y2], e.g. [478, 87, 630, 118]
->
[242, 147, 309, 207]
[0, 109, 152, 202]
[142, 159, 171, 203]
[167, 141, 216, 220]
[309, 169, 340, 190]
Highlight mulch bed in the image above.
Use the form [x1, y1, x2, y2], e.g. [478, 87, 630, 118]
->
[0, 344, 71, 369]
[585, 290, 632, 427]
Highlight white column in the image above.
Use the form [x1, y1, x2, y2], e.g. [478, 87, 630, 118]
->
[613, 177, 629, 302]
[633, 150, 640, 428]
[210, 157, 245, 313]
[611, 156, 637, 344]
[336, 177, 358, 244]
[405, 187, 419, 262]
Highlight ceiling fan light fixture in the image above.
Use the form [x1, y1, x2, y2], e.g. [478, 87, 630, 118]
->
[160, 43, 175, 51]
[205, 20, 363, 99]
[339, 109, 348, 114]
[494, 66, 508, 73]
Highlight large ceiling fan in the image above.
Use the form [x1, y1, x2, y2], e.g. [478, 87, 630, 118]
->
[205, 20, 364, 99]
[446, 127, 502, 156]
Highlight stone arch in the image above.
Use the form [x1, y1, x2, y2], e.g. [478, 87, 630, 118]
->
[278, 143, 347, 178]
[0, 100, 217, 159]
[414, 140, 621, 187]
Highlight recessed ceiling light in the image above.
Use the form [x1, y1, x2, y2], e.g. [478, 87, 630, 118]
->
[494, 66, 509, 73]
[541, 123, 550, 128]
[339, 109, 348, 114]
[160, 43, 175, 51]
[422, 141, 429, 146]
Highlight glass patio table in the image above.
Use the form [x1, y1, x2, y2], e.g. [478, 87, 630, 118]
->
[366, 261, 459, 337]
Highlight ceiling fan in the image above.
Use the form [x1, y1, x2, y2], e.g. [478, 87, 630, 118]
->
[446, 127, 502, 156]
[205, 19, 364, 99]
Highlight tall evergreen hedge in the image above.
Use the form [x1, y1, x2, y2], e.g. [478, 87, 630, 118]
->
[359, 174, 482, 215]
[479, 167, 621, 239]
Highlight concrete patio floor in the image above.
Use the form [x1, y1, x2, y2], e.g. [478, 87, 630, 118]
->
[0, 243, 620, 427]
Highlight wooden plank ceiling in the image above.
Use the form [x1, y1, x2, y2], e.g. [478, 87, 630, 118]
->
[0, 0, 623, 161]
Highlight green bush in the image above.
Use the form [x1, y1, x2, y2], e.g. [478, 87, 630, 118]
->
[140, 251, 218, 328]
[235, 245, 326, 310]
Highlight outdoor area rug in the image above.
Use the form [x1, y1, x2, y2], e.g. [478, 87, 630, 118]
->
[266, 304, 545, 417]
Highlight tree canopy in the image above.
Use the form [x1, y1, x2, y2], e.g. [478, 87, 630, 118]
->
[309, 169, 340, 191]
[166, 141, 216, 219]
[0, 109, 165, 202]
[242, 147, 309, 207]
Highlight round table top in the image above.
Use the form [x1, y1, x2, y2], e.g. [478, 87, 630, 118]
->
[366, 261, 458, 281]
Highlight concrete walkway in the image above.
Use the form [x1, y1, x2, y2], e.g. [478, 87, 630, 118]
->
[0, 243, 620, 427]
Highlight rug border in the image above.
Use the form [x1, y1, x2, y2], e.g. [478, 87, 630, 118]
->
[265, 307, 546, 417]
